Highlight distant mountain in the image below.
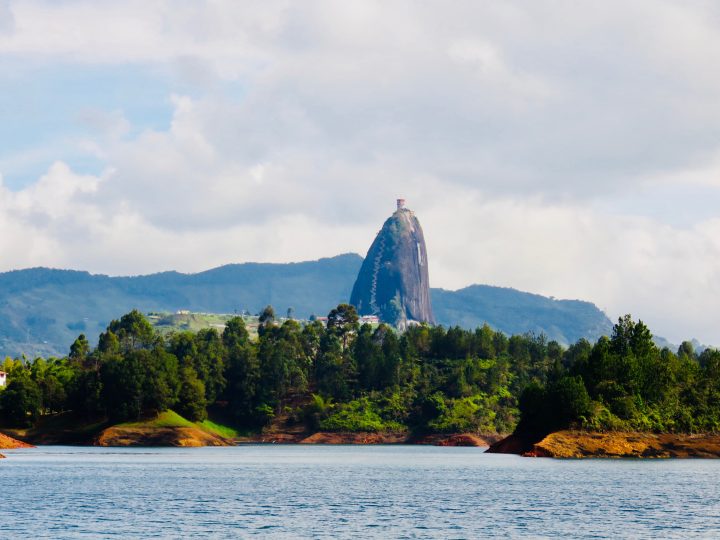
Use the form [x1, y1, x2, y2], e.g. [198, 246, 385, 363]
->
[0, 254, 613, 358]
[432, 285, 612, 344]
[0, 254, 363, 359]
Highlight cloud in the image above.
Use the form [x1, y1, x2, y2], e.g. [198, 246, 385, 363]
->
[0, 1, 720, 344]
[0, 0, 13, 34]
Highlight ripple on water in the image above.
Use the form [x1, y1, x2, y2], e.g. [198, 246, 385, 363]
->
[2, 445, 720, 538]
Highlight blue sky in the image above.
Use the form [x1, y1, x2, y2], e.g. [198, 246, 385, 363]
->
[0, 0, 719, 344]
[0, 62, 174, 187]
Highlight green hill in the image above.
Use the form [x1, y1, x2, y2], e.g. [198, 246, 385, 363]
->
[432, 285, 612, 344]
[0, 253, 612, 358]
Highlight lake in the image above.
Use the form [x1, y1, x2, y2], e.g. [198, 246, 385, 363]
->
[2, 445, 720, 538]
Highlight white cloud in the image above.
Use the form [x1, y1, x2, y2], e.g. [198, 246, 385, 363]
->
[0, 1, 720, 344]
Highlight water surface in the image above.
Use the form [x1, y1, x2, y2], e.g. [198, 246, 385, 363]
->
[2, 445, 719, 538]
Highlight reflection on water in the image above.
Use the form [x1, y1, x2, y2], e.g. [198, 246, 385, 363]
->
[3, 445, 720, 538]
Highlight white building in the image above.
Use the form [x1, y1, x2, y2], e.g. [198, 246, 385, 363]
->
[0, 371, 6, 387]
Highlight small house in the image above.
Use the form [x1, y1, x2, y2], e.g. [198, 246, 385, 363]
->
[0, 371, 6, 387]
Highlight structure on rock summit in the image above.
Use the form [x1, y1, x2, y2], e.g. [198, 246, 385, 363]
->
[350, 199, 435, 329]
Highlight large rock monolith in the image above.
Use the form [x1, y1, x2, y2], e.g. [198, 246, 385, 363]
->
[350, 200, 434, 329]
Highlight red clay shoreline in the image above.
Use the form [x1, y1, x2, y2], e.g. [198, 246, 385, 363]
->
[488, 430, 720, 458]
[5, 425, 720, 457]
[0, 432, 35, 457]
[237, 431, 505, 446]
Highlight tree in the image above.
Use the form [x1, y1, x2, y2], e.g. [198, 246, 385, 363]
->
[259, 305, 276, 323]
[223, 317, 249, 349]
[0, 377, 42, 427]
[194, 329, 226, 403]
[224, 341, 260, 423]
[678, 341, 696, 361]
[548, 376, 592, 427]
[327, 304, 359, 351]
[141, 348, 180, 414]
[69, 334, 90, 362]
[258, 305, 276, 337]
[176, 365, 207, 421]
[68, 369, 103, 418]
[101, 310, 156, 352]
[100, 354, 144, 422]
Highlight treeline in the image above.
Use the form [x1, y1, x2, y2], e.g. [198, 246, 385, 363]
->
[517, 315, 720, 435]
[1, 307, 718, 435]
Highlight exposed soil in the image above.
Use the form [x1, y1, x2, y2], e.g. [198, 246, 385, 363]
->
[1, 412, 106, 445]
[0, 431, 35, 449]
[488, 430, 720, 458]
[300, 432, 409, 444]
[237, 430, 503, 446]
[411, 433, 503, 447]
[95, 425, 232, 447]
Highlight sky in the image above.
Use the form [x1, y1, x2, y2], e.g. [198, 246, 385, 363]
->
[1, 1, 719, 344]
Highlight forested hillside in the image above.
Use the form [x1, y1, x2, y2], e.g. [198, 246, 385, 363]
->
[0, 254, 612, 358]
[1, 309, 717, 439]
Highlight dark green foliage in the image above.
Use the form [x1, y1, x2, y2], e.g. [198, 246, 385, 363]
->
[69, 334, 90, 362]
[0, 376, 42, 426]
[515, 315, 720, 435]
[100, 310, 156, 353]
[169, 329, 226, 403]
[2, 308, 719, 439]
[176, 366, 208, 421]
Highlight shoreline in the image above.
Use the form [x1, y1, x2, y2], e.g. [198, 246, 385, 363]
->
[0, 432, 35, 457]
[236, 431, 504, 446]
[8, 423, 720, 458]
[488, 430, 720, 458]
[2, 425, 504, 448]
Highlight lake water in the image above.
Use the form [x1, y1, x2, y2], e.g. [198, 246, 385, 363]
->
[2, 445, 720, 538]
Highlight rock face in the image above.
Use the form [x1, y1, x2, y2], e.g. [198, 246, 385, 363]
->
[350, 201, 434, 328]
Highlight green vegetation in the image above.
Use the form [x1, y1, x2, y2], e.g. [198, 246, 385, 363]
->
[516, 315, 720, 436]
[197, 419, 242, 439]
[149, 312, 260, 341]
[1, 306, 716, 439]
[114, 410, 239, 438]
[0, 254, 612, 359]
[116, 410, 195, 429]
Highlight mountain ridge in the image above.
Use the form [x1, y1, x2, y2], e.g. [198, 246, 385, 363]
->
[0, 253, 613, 358]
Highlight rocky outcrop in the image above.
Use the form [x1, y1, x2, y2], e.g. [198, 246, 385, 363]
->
[0, 432, 35, 449]
[412, 433, 503, 447]
[350, 202, 434, 328]
[488, 430, 720, 458]
[236, 430, 502, 445]
[486, 431, 545, 455]
[300, 432, 408, 444]
[95, 425, 232, 447]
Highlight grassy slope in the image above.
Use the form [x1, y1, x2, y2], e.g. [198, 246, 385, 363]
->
[116, 410, 242, 439]
[149, 313, 260, 340]
[2, 410, 245, 446]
